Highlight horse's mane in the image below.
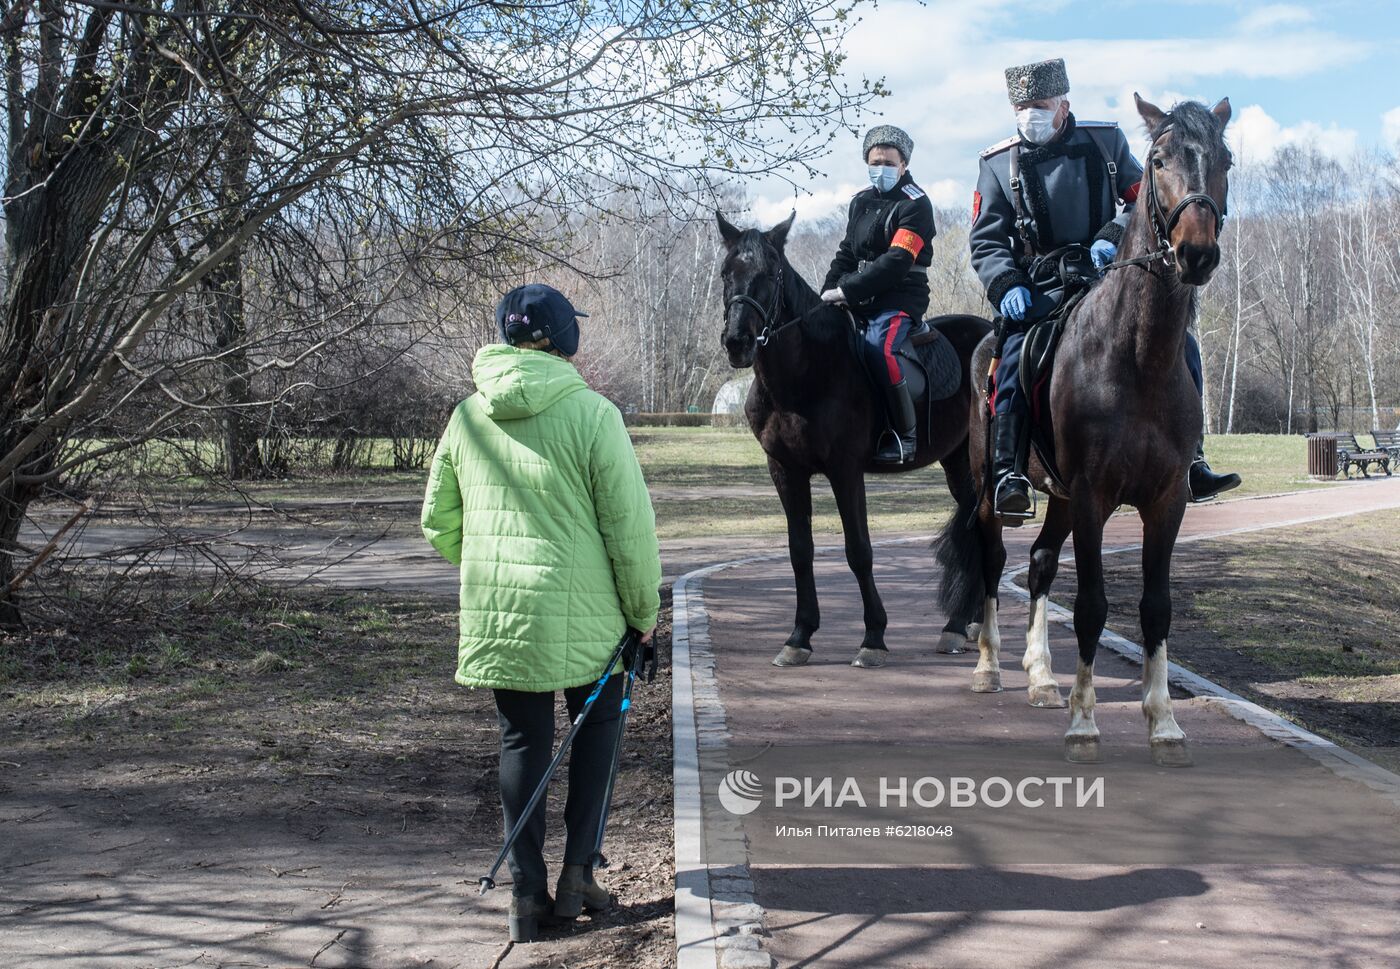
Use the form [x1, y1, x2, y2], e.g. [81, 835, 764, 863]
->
[1149, 100, 1231, 161]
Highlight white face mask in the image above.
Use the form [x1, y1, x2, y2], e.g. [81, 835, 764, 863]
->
[1016, 105, 1061, 145]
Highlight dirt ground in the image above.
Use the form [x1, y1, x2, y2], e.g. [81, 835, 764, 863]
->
[1039, 508, 1400, 771]
[0, 578, 675, 969]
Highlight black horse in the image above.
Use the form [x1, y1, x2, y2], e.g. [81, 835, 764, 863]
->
[938, 96, 1234, 765]
[717, 211, 992, 668]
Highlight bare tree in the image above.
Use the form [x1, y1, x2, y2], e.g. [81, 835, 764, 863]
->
[0, 0, 871, 621]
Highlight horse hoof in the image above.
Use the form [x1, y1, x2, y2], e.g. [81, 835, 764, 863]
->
[850, 648, 887, 669]
[1027, 685, 1066, 708]
[1064, 735, 1101, 764]
[1151, 739, 1193, 768]
[971, 670, 1002, 693]
[935, 631, 965, 654]
[772, 646, 812, 667]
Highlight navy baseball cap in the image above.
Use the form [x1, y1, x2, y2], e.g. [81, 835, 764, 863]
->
[495, 283, 588, 357]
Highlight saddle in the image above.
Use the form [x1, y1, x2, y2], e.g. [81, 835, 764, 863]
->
[848, 314, 962, 402]
[848, 313, 963, 449]
[898, 320, 963, 404]
[1015, 246, 1100, 492]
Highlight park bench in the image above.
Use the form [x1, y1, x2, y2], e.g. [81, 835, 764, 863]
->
[1372, 429, 1400, 465]
[1337, 433, 1391, 478]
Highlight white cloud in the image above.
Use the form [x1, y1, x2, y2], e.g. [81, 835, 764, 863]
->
[1231, 104, 1358, 165]
[1237, 4, 1314, 34]
[748, 184, 861, 227]
[1383, 107, 1400, 150]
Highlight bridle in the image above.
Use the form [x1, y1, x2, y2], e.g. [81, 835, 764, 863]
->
[723, 253, 824, 349]
[1107, 124, 1227, 272]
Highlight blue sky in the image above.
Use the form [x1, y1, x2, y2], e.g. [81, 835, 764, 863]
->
[750, 0, 1400, 224]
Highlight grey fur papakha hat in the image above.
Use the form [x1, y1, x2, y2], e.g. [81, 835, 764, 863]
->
[862, 125, 913, 163]
[1004, 58, 1070, 104]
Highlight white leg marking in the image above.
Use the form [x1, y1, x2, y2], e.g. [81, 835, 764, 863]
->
[974, 597, 1001, 675]
[1022, 596, 1059, 690]
[971, 597, 1002, 692]
[1143, 641, 1186, 743]
[1065, 660, 1099, 739]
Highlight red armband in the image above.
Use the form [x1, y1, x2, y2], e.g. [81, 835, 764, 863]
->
[1122, 180, 1141, 204]
[891, 228, 924, 258]
[972, 190, 982, 222]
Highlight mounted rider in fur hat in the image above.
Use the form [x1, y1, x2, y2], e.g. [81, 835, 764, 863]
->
[970, 57, 1240, 518]
[821, 124, 936, 465]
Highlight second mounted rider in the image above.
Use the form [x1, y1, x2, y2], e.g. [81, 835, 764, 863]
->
[821, 125, 936, 465]
[970, 58, 1240, 518]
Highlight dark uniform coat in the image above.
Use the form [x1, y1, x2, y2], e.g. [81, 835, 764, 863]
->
[823, 171, 936, 320]
[969, 114, 1144, 311]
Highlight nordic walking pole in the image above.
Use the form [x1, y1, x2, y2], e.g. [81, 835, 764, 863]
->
[587, 630, 651, 870]
[477, 631, 635, 896]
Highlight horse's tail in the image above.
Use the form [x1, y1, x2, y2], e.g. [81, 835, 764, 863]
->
[934, 463, 985, 629]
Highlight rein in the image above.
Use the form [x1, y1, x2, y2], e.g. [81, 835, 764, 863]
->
[1105, 124, 1226, 273]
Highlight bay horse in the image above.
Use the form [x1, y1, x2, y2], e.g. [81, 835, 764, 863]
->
[937, 95, 1233, 766]
[717, 211, 992, 668]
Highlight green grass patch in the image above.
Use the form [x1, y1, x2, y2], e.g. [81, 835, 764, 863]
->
[66, 428, 1343, 541]
[1199, 433, 1341, 498]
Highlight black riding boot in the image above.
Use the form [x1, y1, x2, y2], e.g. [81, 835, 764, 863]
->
[1188, 436, 1241, 502]
[874, 378, 917, 465]
[992, 409, 1033, 520]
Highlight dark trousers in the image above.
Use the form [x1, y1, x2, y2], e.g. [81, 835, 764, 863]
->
[861, 309, 912, 387]
[992, 284, 1063, 418]
[1184, 330, 1204, 395]
[492, 674, 623, 898]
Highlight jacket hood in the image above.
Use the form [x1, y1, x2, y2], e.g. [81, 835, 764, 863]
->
[471, 344, 588, 420]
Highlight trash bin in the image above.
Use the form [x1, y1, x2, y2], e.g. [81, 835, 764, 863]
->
[1306, 433, 1342, 479]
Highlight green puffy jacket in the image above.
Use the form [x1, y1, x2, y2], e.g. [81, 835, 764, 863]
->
[421, 344, 661, 692]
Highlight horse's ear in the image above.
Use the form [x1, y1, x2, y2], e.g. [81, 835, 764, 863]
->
[716, 210, 743, 248]
[1211, 97, 1232, 128]
[1134, 92, 1167, 132]
[765, 210, 796, 250]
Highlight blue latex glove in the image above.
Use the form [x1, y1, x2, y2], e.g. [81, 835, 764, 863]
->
[999, 286, 1031, 321]
[1090, 239, 1117, 269]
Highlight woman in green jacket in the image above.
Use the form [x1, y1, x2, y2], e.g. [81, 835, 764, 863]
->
[421, 283, 661, 941]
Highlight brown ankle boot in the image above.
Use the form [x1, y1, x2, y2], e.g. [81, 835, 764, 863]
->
[554, 864, 611, 918]
[508, 893, 555, 942]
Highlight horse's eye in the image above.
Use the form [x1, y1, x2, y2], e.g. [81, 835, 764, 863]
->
[1152, 157, 1165, 170]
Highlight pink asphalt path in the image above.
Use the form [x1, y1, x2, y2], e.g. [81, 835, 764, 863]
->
[698, 477, 1400, 968]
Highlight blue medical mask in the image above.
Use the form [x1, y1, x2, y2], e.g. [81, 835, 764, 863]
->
[868, 164, 901, 193]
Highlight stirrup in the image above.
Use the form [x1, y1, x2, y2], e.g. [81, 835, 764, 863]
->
[1188, 460, 1241, 503]
[994, 472, 1035, 521]
[874, 429, 915, 465]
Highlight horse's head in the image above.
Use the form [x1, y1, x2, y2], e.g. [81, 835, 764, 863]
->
[1135, 94, 1233, 286]
[716, 210, 795, 368]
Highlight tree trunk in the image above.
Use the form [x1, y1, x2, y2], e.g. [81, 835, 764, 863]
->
[210, 121, 261, 479]
[0, 478, 28, 626]
[209, 255, 262, 479]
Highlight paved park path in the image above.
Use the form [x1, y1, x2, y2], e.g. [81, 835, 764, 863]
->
[674, 477, 1400, 969]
